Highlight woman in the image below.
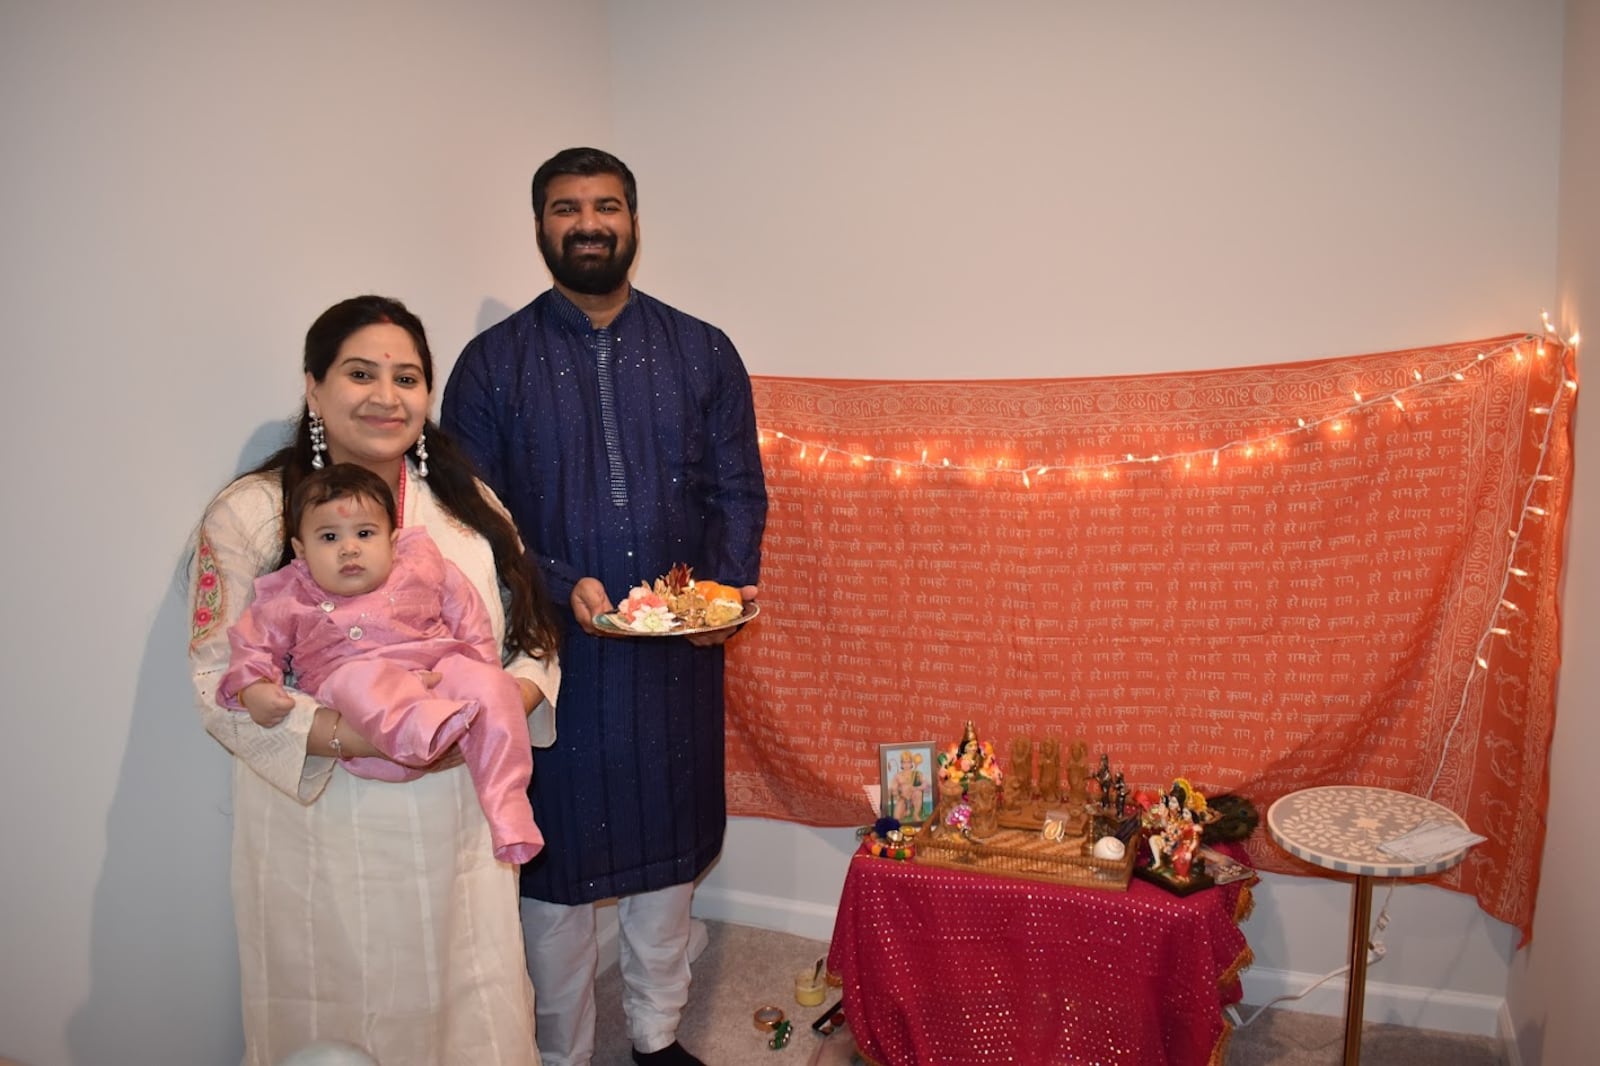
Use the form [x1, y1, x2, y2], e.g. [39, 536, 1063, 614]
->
[188, 295, 561, 1065]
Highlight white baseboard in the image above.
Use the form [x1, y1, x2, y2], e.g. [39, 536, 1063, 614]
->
[690, 884, 840, 943]
[1498, 1001, 1523, 1066]
[1235, 964, 1506, 1038]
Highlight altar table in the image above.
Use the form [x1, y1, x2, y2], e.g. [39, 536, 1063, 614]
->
[826, 848, 1254, 1066]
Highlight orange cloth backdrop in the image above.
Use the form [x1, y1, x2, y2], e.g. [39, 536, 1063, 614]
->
[723, 333, 1575, 942]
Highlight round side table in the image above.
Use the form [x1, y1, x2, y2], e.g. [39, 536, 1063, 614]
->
[1266, 786, 1472, 1066]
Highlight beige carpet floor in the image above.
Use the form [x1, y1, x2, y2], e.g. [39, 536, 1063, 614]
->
[591, 920, 1506, 1065]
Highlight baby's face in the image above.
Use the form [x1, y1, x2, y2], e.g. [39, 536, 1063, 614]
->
[291, 495, 397, 597]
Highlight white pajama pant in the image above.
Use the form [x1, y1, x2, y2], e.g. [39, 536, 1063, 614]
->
[520, 883, 694, 1066]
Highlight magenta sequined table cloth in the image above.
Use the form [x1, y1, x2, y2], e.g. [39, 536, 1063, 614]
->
[827, 848, 1254, 1066]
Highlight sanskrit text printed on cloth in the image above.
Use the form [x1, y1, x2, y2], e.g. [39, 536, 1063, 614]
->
[723, 333, 1575, 942]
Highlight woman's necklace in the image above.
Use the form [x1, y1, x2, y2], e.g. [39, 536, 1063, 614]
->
[395, 462, 408, 529]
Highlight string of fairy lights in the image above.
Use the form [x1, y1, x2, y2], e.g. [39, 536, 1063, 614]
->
[757, 313, 1581, 807]
[759, 324, 1576, 488]
[1427, 312, 1578, 799]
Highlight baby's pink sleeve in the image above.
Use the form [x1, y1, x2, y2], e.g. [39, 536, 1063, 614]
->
[439, 561, 502, 665]
[217, 590, 290, 708]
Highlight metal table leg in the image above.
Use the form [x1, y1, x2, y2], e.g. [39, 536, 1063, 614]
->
[1342, 873, 1373, 1065]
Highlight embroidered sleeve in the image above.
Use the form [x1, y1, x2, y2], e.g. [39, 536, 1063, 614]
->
[188, 477, 333, 803]
[189, 532, 226, 651]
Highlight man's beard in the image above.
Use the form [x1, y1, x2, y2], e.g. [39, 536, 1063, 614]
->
[538, 225, 638, 296]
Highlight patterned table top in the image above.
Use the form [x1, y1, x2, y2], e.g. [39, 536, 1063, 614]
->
[1267, 786, 1472, 878]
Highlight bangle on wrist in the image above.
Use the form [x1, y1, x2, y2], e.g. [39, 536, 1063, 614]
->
[329, 714, 345, 760]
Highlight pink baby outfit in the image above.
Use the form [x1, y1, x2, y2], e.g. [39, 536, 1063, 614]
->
[219, 526, 541, 864]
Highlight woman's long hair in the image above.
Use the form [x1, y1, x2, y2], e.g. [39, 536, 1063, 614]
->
[247, 294, 559, 660]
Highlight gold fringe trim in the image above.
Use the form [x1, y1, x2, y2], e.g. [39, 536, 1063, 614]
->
[1209, 1016, 1234, 1066]
[1218, 943, 1255, 991]
[1233, 881, 1256, 923]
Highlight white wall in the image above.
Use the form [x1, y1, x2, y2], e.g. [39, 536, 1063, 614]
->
[0, 3, 611, 1064]
[1505, 2, 1600, 1064]
[0, 2, 1581, 1063]
[611, 0, 1560, 377]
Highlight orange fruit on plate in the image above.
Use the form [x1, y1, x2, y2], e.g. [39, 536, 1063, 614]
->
[695, 581, 741, 605]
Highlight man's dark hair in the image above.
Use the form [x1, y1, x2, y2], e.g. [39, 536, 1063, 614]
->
[531, 147, 637, 219]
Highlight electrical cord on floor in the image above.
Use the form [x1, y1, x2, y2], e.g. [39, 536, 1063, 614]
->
[1226, 883, 1396, 1029]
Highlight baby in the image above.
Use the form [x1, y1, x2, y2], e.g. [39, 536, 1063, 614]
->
[218, 463, 541, 864]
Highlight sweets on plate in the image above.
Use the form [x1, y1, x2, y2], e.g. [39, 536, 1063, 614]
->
[614, 564, 744, 632]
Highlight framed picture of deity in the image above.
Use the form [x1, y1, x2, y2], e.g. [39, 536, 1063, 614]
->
[879, 741, 937, 825]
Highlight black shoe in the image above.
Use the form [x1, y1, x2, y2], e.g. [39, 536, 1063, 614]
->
[631, 1042, 704, 1066]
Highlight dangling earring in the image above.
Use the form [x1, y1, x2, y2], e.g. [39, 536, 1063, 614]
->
[415, 429, 429, 478]
[309, 412, 328, 470]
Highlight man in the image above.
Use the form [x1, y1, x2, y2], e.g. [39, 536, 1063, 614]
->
[442, 147, 767, 1066]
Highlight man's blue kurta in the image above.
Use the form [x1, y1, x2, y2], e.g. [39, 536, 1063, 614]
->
[442, 288, 767, 904]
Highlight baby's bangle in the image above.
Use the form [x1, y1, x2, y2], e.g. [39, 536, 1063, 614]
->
[329, 714, 345, 760]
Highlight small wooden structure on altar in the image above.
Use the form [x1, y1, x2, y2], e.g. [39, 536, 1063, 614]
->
[916, 825, 1136, 889]
[997, 734, 1095, 838]
[915, 722, 1136, 890]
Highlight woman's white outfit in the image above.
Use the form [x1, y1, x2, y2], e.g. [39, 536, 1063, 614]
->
[189, 465, 557, 1066]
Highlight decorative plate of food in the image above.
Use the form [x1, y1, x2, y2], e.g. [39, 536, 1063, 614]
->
[593, 564, 759, 637]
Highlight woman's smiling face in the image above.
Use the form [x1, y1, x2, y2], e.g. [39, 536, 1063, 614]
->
[305, 323, 430, 474]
